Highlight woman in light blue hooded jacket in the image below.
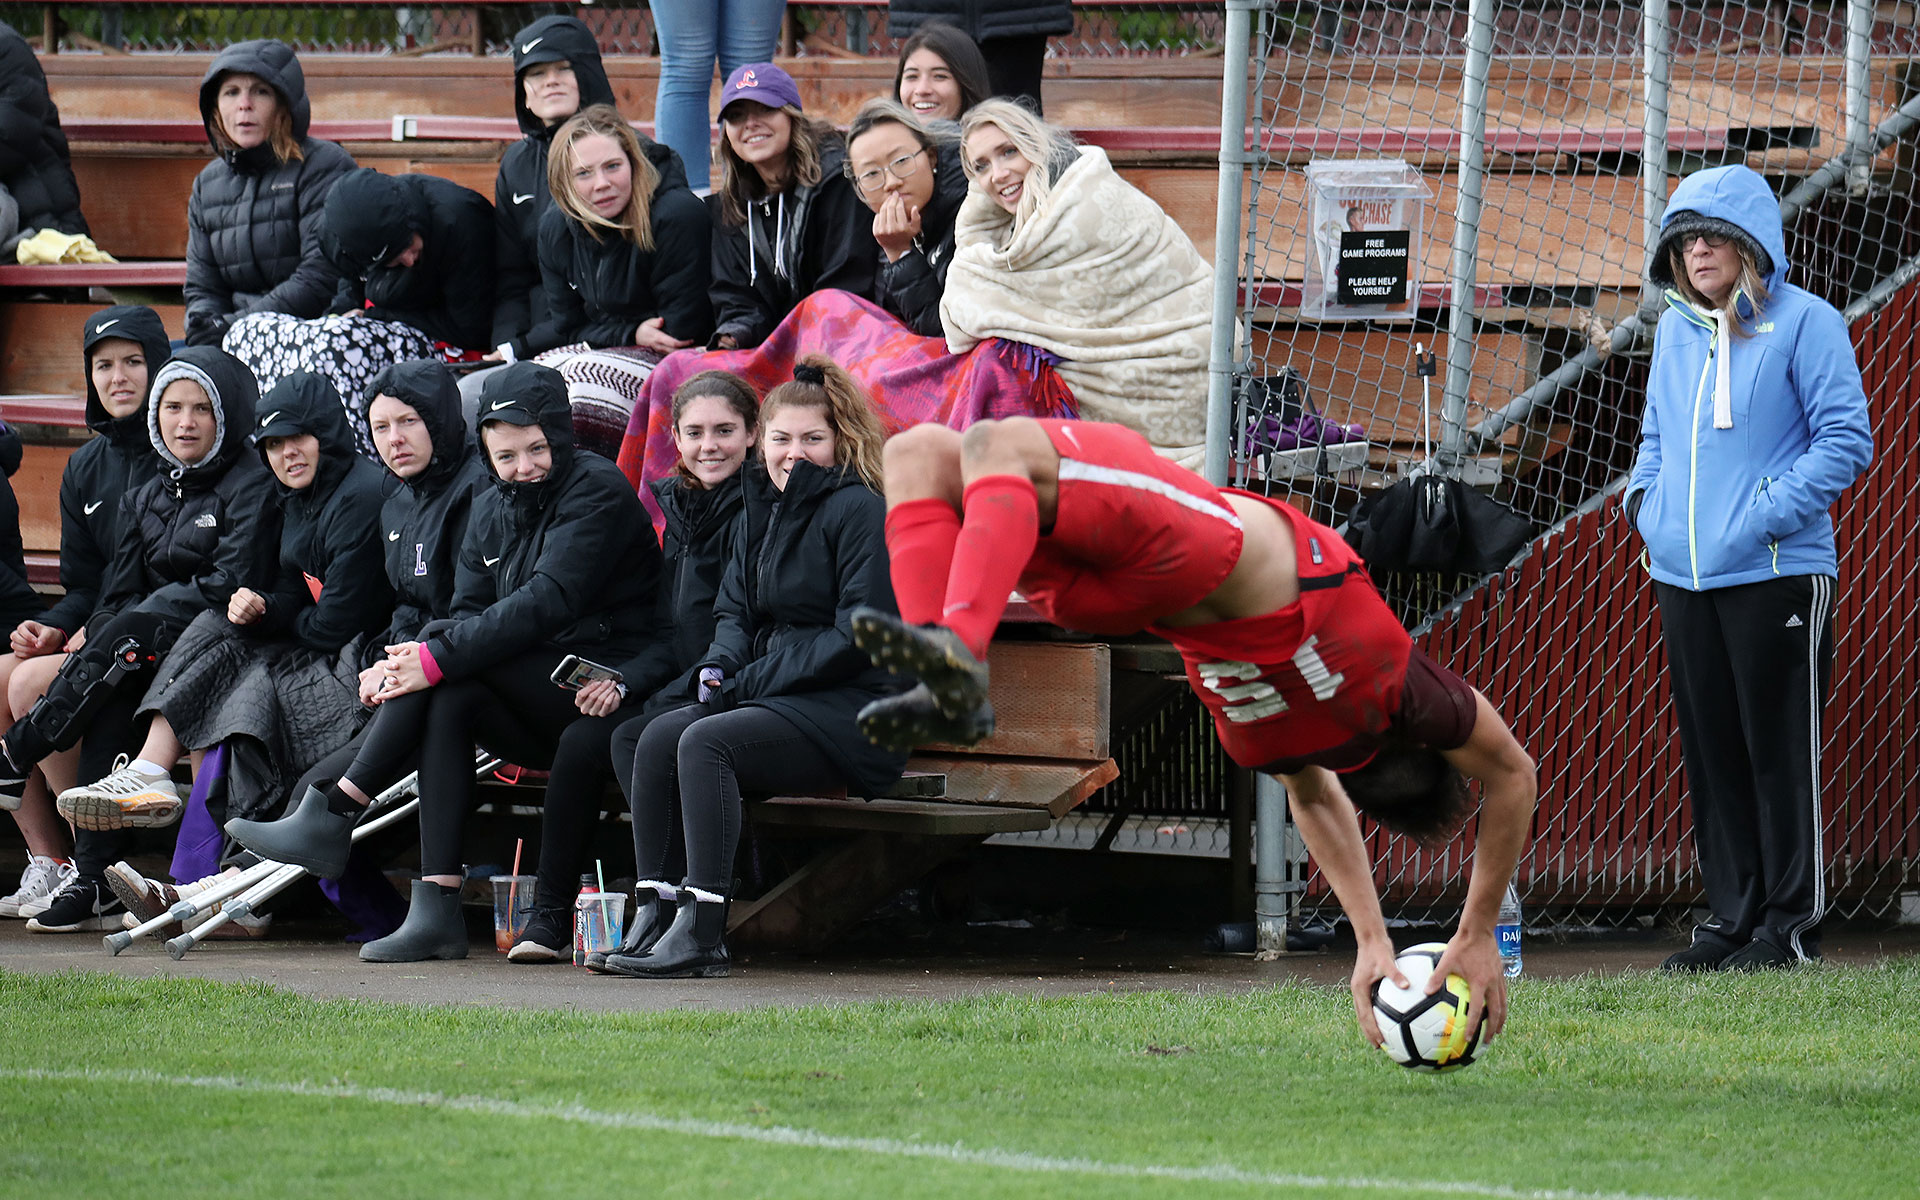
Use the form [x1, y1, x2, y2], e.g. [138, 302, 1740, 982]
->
[1625, 163, 1872, 974]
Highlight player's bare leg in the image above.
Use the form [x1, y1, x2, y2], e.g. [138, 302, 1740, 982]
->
[854, 419, 1062, 749]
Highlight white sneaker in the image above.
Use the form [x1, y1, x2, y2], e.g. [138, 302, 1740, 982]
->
[56, 761, 186, 832]
[0, 854, 77, 919]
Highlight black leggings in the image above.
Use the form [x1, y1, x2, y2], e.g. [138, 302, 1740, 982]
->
[529, 709, 630, 905]
[395, 650, 580, 878]
[622, 703, 847, 893]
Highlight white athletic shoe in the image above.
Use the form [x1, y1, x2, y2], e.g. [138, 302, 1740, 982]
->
[56, 760, 186, 832]
[0, 854, 77, 919]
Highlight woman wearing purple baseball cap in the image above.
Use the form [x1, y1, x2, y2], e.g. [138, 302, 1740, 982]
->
[707, 62, 881, 351]
[648, 0, 784, 190]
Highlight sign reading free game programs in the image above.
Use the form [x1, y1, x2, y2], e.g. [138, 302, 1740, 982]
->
[1337, 229, 1412, 305]
[1301, 159, 1431, 322]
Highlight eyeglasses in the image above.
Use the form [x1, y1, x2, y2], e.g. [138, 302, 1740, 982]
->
[849, 148, 928, 196]
[1679, 231, 1731, 251]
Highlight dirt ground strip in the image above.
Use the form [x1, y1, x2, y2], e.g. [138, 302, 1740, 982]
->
[3, 919, 1916, 1013]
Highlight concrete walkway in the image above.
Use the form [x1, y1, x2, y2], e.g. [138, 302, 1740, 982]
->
[4, 918, 1915, 1013]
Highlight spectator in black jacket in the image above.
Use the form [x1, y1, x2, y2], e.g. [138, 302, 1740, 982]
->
[489, 15, 618, 365]
[886, 2, 1073, 115]
[709, 63, 880, 350]
[3, 348, 277, 933]
[67, 371, 392, 838]
[0, 21, 89, 256]
[512, 369, 762, 963]
[509, 105, 713, 458]
[601, 355, 907, 980]
[225, 168, 496, 455]
[845, 99, 968, 338]
[228, 361, 664, 963]
[185, 40, 357, 348]
[893, 20, 992, 129]
[0, 307, 166, 923]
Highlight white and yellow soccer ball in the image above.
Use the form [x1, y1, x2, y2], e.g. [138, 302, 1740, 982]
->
[1369, 943, 1486, 1072]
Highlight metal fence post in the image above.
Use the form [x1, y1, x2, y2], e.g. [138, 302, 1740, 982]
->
[1255, 774, 1294, 951]
[1641, 1, 1672, 275]
[1206, 0, 1259, 487]
[1438, 0, 1495, 475]
[1845, 0, 1874, 196]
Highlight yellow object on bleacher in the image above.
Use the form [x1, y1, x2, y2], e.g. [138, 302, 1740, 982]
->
[14, 230, 118, 265]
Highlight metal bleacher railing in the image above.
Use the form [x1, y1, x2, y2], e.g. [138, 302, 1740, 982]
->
[1211, 0, 1919, 944]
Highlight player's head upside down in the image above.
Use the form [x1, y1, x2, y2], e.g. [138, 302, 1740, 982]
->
[1336, 739, 1474, 846]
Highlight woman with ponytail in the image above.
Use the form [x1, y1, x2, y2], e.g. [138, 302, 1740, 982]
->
[599, 355, 905, 979]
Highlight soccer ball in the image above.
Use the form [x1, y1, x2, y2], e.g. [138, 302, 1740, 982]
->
[1369, 943, 1486, 1072]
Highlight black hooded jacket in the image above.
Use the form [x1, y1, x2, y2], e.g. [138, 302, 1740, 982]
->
[184, 41, 358, 347]
[39, 307, 169, 634]
[94, 346, 280, 630]
[244, 372, 394, 653]
[622, 465, 768, 703]
[425, 362, 662, 681]
[709, 134, 881, 349]
[364, 360, 490, 646]
[696, 460, 908, 794]
[0, 422, 32, 632]
[0, 22, 88, 246]
[492, 15, 618, 356]
[323, 169, 496, 350]
[527, 137, 712, 356]
[885, 1, 1074, 40]
[875, 139, 969, 337]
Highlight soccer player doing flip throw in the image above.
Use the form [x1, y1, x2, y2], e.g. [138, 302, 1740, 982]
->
[851, 417, 1537, 1045]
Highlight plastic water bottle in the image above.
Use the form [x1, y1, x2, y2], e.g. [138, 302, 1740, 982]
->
[1496, 881, 1523, 978]
[572, 874, 597, 967]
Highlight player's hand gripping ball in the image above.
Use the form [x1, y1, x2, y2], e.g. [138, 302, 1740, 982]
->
[1369, 943, 1487, 1072]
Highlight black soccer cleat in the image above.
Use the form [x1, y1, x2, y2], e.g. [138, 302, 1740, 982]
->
[848, 607, 990, 720]
[857, 684, 995, 752]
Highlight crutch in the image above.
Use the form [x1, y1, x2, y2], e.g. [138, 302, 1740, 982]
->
[103, 754, 499, 955]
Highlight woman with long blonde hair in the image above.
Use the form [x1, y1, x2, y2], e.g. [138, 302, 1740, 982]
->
[516, 104, 713, 457]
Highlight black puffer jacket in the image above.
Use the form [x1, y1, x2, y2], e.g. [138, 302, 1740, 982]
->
[885, 1, 1073, 40]
[0, 22, 88, 248]
[426, 362, 662, 680]
[527, 139, 712, 356]
[875, 139, 968, 337]
[0, 420, 36, 631]
[244, 372, 393, 653]
[492, 15, 618, 357]
[323, 169, 496, 350]
[183, 41, 358, 347]
[40, 307, 169, 635]
[709, 135, 880, 349]
[363, 359, 490, 645]
[93, 347, 280, 629]
[698, 461, 907, 794]
[625, 465, 769, 704]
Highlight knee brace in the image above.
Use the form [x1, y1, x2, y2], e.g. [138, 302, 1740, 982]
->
[12, 635, 158, 762]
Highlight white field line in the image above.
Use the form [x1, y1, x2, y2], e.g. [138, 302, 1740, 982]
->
[2, 1066, 1697, 1200]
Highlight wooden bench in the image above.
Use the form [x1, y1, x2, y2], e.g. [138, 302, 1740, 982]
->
[729, 639, 1117, 949]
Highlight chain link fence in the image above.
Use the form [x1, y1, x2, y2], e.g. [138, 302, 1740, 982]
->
[8, 2, 1228, 55]
[1229, 0, 1920, 925]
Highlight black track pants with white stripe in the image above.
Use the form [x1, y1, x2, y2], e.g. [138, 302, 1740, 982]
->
[1653, 575, 1834, 961]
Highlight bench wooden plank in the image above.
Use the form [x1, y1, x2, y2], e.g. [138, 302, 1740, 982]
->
[0, 394, 89, 427]
[14, 445, 72, 556]
[921, 641, 1109, 760]
[752, 795, 1049, 836]
[0, 262, 187, 289]
[1, 302, 186, 395]
[909, 754, 1119, 817]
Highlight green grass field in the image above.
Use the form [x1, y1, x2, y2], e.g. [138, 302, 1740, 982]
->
[3, 963, 1916, 1198]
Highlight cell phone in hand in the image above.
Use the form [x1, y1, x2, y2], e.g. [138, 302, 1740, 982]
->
[549, 654, 624, 692]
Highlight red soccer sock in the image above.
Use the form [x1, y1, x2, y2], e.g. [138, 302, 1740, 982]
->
[941, 475, 1040, 659]
[884, 498, 963, 626]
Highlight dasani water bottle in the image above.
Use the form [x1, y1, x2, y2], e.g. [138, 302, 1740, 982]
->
[1496, 881, 1523, 978]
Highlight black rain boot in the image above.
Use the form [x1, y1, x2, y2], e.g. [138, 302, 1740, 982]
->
[589, 882, 678, 974]
[359, 879, 469, 962]
[609, 888, 730, 978]
[226, 786, 356, 879]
